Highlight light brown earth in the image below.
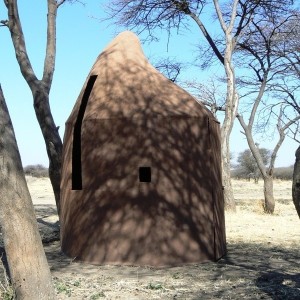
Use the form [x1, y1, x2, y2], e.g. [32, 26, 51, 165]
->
[1, 178, 299, 299]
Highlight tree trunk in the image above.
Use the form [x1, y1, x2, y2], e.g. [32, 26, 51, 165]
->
[263, 175, 275, 214]
[32, 85, 62, 215]
[4, 0, 63, 216]
[292, 145, 300, 218]
[188, 3, 239, 211]
[221, 131, 236, 211]
[221, 35, 238, 212]
[0, 85, 56, 299]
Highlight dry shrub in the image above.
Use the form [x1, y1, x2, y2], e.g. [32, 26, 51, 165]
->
[238, 199, 265, 214]
[24, 164, 48, 178]
[273, 166, 293, 180]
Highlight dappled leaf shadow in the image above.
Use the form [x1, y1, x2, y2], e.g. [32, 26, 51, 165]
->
[40, 238, 300, 299]
[256, 271, 300, 299]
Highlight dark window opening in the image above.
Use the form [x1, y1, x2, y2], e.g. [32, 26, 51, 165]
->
[139, 167, 151, 183]
[72, 75, 98, 190]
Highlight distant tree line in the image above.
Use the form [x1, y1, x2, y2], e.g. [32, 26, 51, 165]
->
[232, 149, 293, 181]
[24, 164, 49, 178]
[24, 160, 293, 180]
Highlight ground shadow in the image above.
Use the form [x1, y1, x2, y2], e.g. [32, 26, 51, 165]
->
[39, 229, 300, 299]
[256, 271, 300, 299]
[1, 207, 299, 299]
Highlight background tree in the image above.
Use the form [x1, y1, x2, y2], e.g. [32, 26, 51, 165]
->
[106, 0, 296, 211]
[235, 148, 271, 179]
[235, 6, 299, 212]
[0, 0, 72, 215]
[267, 11, 300, 217]
[105, 0, 240, 210]
[0, 85, 55, 299]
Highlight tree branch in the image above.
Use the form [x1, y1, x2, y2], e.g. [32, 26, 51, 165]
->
[0, 19, 8, 27]
[228, 0, 239, 33]
[269, 114, 300, 173]
[187, 11, 224, 64]
[42, 0, 57, 92]
[56, 0, 67, 8]
[237, 113, 267, 176]
[5, 0, 38, 89]
[248, 73, 268, 130]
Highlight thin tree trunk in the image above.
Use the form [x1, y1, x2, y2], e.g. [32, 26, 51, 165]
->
[292, 145, 300, 218]
[221, 35, 238, 212]
[32, 85, 62, 215]
[0, 85, 56, 299]
[221, 128, 236, 211]
[4, 0, 63, 216]
[263, 175, 275, 214]
[186, 2, 239, 211]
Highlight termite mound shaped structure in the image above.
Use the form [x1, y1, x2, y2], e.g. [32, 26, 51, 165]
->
[60, 31, 226, 266]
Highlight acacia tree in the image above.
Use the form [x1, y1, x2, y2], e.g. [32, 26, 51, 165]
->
[0, 85, 55, 299]
[236, 7, 299, 213]
[274, 76, 300, 219]
[106, 0, 240, 211]
[0, 0, 71, 215]
[269, 13, 300, 217]
[235, 148, 271, 177]
[106, 0, 294, 210]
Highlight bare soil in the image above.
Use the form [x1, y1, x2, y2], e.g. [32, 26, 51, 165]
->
[1, 178, 300, 299]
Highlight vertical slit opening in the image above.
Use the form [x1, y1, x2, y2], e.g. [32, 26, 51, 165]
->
[72, 75, 97, 190]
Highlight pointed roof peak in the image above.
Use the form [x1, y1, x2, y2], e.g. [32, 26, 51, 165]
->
[67, 31, 214, 121]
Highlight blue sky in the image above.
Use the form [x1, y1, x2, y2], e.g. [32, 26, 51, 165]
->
[0, 1, 298, 167]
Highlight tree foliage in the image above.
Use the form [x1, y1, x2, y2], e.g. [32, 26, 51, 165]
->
[235, 148, 271, 177]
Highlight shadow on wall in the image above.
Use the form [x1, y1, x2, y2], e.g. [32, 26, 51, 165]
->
[60, 31, 226, 266]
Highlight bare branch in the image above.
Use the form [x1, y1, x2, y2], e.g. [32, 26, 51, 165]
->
[183, 78, 226, 115]
[248, 74, 268, 130]
[0, 19, 8, 27]
[213, 0, 227, 33]
[56, 0, 67, 7]
[188, 11, 224, 64]
[5, 0, 38, 89]
[154, 57, 184, 82]
[269, 114, 300, 172]
[57, 0, 85, 8]
[42, 0, 57, 92]
[237, 113, 267, 176]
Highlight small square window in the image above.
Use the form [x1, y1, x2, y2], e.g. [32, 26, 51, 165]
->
[139, 167, 151, 182]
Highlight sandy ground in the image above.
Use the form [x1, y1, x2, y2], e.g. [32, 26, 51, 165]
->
[1, 177, 300, 299]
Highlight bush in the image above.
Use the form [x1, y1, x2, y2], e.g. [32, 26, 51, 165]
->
[231, 166, 294, 180]
[24, 164, 49, 178]
[233, 148, 271, 179]
[273, 166, 293, 180]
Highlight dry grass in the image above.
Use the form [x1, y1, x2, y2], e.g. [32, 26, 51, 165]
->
[0, 255, 14, 300]
[1, 178, 299, 299]
[229, 179, 298, 246]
